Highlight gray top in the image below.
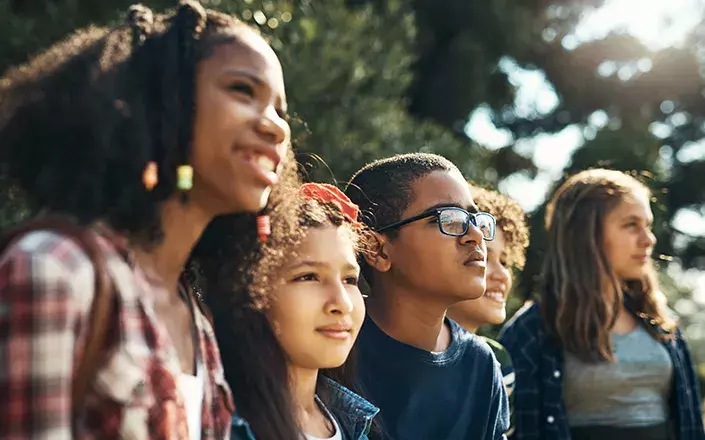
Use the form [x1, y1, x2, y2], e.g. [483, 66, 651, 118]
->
[563, 324, 673, 428]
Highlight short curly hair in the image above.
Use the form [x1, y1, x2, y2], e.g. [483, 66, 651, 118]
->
[470, 185, 529, 270]
[345, 153, 461, 234]
[0, 1, 270, 243]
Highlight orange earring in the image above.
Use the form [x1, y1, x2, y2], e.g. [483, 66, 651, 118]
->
[143, 161, 158, 191]
[256, 215, 271, 243]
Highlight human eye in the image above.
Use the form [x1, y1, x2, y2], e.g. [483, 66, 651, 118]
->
[292, 272, 318, 282]
[228, 81, 255, 97]
[343, 275, 359, 285]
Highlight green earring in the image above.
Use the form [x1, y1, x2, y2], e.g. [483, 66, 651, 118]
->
[177, 165, 193, 191]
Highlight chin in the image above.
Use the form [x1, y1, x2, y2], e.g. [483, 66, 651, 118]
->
[620, 270, 648, 282]
[463, 286, 487, 301]
[485, 312, 506, 326]
[231, 187, 272, 213]
[318, 357, 348, 370]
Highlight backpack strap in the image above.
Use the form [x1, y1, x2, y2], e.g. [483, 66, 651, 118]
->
[0, 217, 116, 433]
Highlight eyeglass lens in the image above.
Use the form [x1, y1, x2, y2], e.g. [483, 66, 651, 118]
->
[438, 209, 494, 239]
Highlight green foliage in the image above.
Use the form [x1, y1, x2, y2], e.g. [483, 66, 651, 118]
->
[210, 0, 497, 183]
[2, 0, 704, 389]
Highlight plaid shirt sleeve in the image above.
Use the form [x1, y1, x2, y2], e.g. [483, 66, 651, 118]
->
[499, 307, 543, 440]
[0, 232, 93, 439]
[672, 327, 705, 439]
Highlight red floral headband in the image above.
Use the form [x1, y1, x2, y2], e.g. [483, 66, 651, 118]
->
[300, 183, 361, 225]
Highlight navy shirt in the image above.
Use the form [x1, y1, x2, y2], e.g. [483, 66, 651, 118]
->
[355, 315, 510, 440]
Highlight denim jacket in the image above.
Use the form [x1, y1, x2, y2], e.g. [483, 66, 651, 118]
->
[499, 303, 704, 440]
[231, 376, 380, 440]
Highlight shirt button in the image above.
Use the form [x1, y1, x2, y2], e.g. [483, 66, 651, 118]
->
[547, 415, 555, 424]
[203, 427, 213, 437]
[553, 370, 561, 378]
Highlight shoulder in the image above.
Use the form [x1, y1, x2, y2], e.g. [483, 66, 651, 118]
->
[2, 229, 92, 267]
[450, 319, 498, 366]
[1, 230, 95, 294]
[480, 336, 513, 369]
[320, 376, 379, 418]
[499, 301, 543, 342]
[0, 228, 126, 313]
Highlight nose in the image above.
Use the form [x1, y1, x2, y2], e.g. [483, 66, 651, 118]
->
[459, 217, 485, 245]
[256, 105, 289, 146]
[640, 227, 656, 248]
[325, 280, 354, 315]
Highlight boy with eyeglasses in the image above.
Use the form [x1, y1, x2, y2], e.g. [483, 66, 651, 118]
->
[345, 153, 509, 440]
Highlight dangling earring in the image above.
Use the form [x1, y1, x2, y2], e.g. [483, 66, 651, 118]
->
[176, 165, 193, 191]
[142, 161, 158, 191]
[256, 215, 271, 243]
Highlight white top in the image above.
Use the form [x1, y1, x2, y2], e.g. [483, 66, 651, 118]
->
[177, 360, 205, 440]
[304, 396, 343, 440]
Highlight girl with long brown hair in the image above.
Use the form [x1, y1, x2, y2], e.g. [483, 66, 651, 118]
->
[500, 168, 703, 440]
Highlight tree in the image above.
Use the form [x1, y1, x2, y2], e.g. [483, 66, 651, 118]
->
[407, 0, 705, 272]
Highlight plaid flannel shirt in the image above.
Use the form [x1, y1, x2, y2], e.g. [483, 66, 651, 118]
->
[0, 229, 234, 439]
[499, 303, 704, 440]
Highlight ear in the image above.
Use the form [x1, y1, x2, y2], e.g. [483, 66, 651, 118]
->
[364, 231, 392, 273]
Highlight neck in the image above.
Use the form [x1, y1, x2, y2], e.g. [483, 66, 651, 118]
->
[454, 317, 480, 334]
[133, 198, 213, 296]
[367, 279, 451, 352]
[290, 365, 321, 428]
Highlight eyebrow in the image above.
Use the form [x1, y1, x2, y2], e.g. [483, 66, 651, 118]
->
[422, 202, 479, 214]
[286, 260, 360, 272]
[224, 69, 264, 85]
[622, 214, 653, 223]
[223, 69, 288, 110]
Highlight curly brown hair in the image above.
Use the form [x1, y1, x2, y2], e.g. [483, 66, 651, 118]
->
[470, 185, 529, 270]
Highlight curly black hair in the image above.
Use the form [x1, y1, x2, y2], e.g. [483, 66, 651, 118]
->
[196, 187, 372, 440]
[0, 1, 269, 243]
[469, 185, 529, 270]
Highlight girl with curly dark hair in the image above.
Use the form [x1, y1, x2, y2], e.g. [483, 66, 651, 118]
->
[0, 1, 295, 438]
[199, 184, 379, 440]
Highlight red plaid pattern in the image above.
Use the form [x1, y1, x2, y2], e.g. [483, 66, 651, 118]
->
[0, 230, 234, 439]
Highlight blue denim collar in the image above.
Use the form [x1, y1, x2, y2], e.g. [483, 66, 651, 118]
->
[230, 377, 379, 440]
[319, 376, 379, 440]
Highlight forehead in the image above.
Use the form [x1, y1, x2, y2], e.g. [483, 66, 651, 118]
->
[607, 192, 653, 219]
[199, 32, 286, 100]
[403, 170, 474, 216]
[283, 226, 358, 267]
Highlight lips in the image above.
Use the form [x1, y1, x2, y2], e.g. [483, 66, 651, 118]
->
[464, 249, 486, 267]
[236, 147, 283, 187]
[316, 323, 352, 332]
[241, 150, 279, 172]
[315, 321, 353, 340]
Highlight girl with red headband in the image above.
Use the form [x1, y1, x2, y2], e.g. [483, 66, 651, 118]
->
[202, 183, 379, 440]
